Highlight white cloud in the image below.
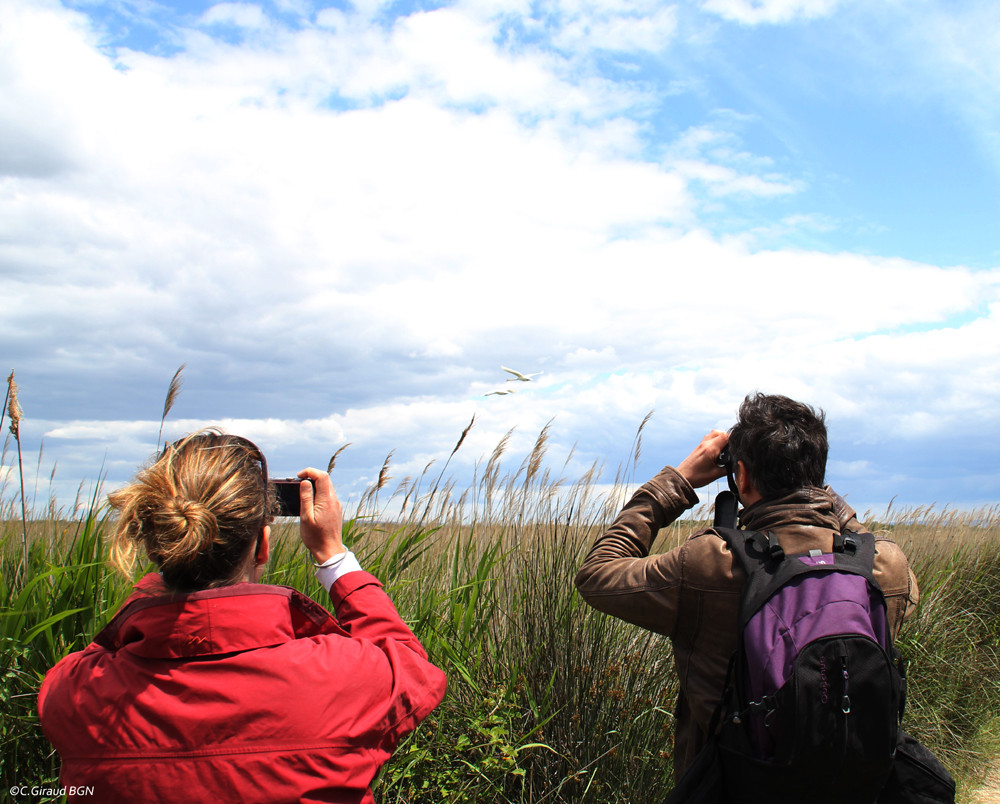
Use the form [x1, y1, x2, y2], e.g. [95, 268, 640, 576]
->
[551, 2, 679, 53]
[200, 3, 269, 30]
[0, 0, 120, 177]
[827, 459, 873, 477]
[910, 4, 1000, 174]
[564, 346, 618, 367]
[388, 8, 562, 108]
[674, 159, 800, 196]
[700, 0, 842, 25]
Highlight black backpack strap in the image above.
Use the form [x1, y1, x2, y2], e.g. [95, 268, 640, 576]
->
[759, 530, 784, 561]
[833, 530, 859, 554]
[714, 525, 766, 579]
[715, 525, 779, 632]
[713, 489, 739, 530]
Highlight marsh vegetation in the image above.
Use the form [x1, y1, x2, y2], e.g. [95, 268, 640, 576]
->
[2, 424, 998, 802]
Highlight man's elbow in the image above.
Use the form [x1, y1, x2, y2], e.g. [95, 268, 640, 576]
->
[574, 563, 599, 601]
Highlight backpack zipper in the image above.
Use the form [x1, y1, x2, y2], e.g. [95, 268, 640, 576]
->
[840, 644, 851, 757]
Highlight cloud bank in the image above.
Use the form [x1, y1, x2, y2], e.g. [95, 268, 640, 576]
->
[2, 0, 999, 515]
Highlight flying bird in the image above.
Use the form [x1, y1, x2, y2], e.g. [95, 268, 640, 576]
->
[485, 388, 518, 396]
[502, 366, 543, 382]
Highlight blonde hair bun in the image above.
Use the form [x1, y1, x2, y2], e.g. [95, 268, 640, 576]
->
[152, 497, 220, 573]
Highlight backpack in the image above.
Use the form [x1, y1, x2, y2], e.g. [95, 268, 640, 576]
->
[665, 491, 955, 804]
[711, 521, 905, 803]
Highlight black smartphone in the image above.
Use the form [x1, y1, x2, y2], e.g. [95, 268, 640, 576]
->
[271, 478, 312, 517]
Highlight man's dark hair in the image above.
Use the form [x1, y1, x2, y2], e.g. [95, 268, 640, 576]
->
[727, 393, 827, 500]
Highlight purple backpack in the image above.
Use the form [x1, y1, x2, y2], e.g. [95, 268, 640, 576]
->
[712, 525, 906, 803]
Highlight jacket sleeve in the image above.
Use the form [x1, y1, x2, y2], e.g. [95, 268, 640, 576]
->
[329, 571, 430, 656]
[328, 571, 447, 743]
[574, 466, 701, 637]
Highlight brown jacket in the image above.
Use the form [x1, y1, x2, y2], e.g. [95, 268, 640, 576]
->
[574, 466, 919, 777]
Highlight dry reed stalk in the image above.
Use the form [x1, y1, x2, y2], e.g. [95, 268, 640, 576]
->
[355, 451, 393, 516]
[32, 437, 44, 513]
[562, 442, 578, 471]
[377, 450, 394, 490]
[47, 461, 58, 520]
[482, 428, 514, 520]
[327, 442, 352, 473]
[437, 479, 457, 521]
[452, 414, 475, 458]
[358, 450, 395, 518]
[483, 427, 515, 490]
[6, 370, 28, 583]
[455, 487, 471, 521]
[398, 476, 415, 518]
[72, 478, 86, 518]
[485, 428, 513, 482]
[416, 415, 475, 524]
[157, 363, 186, 449]
[524, 419, 553, 488]
[629, 410, 654, 485]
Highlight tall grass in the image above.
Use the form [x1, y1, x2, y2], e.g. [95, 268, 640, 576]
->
[866, 508, 1000, 800]
[0, 490, 131, 793]
[2, 424, 999, 803]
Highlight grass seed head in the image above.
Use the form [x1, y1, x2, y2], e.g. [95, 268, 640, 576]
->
[327, 442, 352, 473]
[7, 372, 22, 439]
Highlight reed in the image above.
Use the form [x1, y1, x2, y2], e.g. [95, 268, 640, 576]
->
[156, 363, 186, 450]
[4, 372, 28, 585]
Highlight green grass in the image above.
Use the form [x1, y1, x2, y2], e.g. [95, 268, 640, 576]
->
[2, 427, 999, 802]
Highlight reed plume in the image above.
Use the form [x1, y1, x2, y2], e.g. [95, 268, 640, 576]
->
[358, 450, 395, 516]
[157, 363, 187, 449]
[6, 370, 28, 584]
[327, 443, 352, 473]
[482, 427, 514, 521]
[417, 415, 476, 523]
[377, 450, 394, 491]
[451, 414, 475, 458]
[631, 410, 653, 470]
[524, 418, 553, 488]
[6, 371, 21, 439]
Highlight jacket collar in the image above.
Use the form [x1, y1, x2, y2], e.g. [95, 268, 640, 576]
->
[95, 574, 346, 659]
[738, 486, 841, 534]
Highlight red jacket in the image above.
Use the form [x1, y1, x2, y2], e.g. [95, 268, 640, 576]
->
[38, 572, 446, 803]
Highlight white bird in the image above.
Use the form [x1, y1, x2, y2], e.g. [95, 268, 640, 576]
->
[485, 388, 518, 396]
[502, 365, 542, 382]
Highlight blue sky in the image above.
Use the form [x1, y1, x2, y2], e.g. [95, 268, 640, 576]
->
[2, 0, 999, 517]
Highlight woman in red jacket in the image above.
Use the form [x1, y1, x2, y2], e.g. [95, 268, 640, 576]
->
[39, 431, 446, 803]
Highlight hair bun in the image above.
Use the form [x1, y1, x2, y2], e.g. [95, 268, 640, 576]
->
[154, 497, 220, 569]
[175, 498, 216, 535]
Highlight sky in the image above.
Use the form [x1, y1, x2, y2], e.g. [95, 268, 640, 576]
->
[2, 0, 999, 519]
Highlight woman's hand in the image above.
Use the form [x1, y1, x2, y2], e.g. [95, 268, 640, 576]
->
[676, 430, 730, 489]
[297, 468, 346, 564]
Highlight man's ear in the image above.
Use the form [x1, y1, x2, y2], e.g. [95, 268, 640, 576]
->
[736, 461, 760, 505]
[255, 526, 270, 566]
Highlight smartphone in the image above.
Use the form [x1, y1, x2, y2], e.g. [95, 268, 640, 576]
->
[271, 478, 312, 517]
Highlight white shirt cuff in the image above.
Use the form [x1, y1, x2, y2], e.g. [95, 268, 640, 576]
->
[313, 550, 363, 593]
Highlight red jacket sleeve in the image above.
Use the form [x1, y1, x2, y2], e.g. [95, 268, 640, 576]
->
[328, 571, 447, 743]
